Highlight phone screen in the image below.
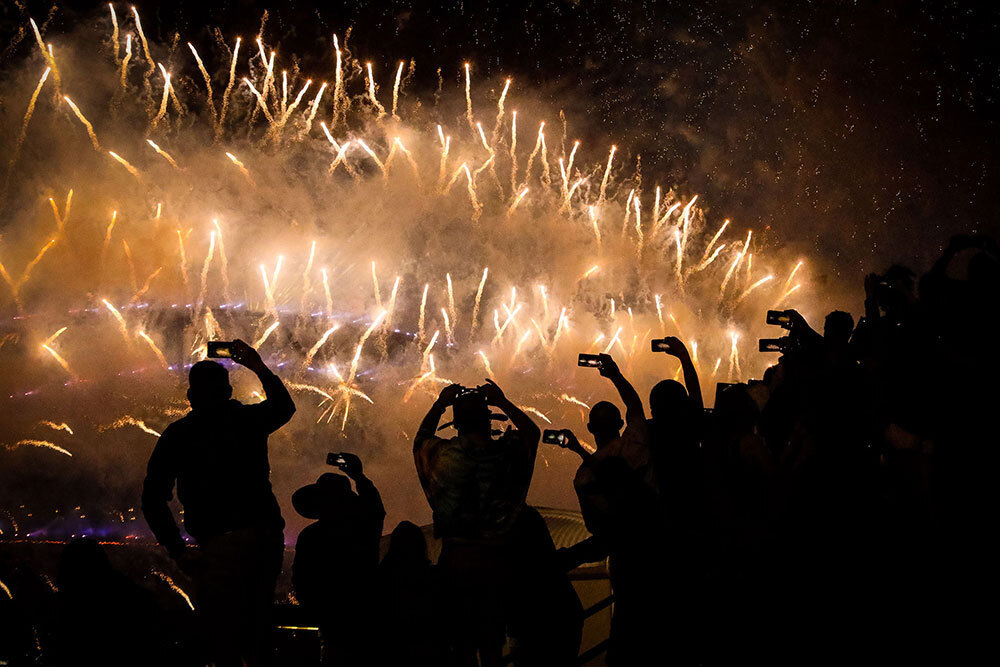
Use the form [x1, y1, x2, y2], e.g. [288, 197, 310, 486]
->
[207, 341, 232, 358]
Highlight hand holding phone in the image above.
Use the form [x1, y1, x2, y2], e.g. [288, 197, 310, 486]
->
[578, 353, 602, 368]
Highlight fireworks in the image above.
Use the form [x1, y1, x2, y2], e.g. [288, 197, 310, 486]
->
[0, 10, 810, 491]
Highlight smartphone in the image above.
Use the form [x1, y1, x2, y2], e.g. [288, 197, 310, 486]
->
[326, 452, 347, 468]
[207, 341, 233, 358]
[650, 338, 670, 352]
[758, 338, 786, 353]
[578, 353, 602, 368]
[542, 429, 567, 446]
[765, 309, 794, 330]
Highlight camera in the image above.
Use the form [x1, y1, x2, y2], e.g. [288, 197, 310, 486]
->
[206, 341, 233, 358]
[542, 429, 568, 446]
[765, 310, 795, 330]
[650, 338, 672, 353]
[326, 452, 347, 468]
[758, 338, 791, 353]
[578, 353, 602, 368]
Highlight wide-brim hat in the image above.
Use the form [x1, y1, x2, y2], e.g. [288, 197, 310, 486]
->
[292, 472, 352, 520]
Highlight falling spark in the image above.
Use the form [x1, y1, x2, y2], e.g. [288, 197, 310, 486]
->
[507, 187, 528, 218]
[464, 62, 474, 129]
[441, 308, 454, 345]
[599, 145, 616, 202]
[225, 152, 253, 183]
[392, 61, 405, 119]
[588, 206, 602, 249]
[154, 571, 194, 610]
[446, 273, 457, 325]
[418, 283, 429, 342]
[478, 350, 494, 378]
[63, 96, 100, 150]
[137, 330, 169, 369]
[559, 394, 591, 410]
[188, 42, 216, 122]
[254, 319, 281, 348]
[654, 295, 665, 334]
[603, 326, 623, 354]
[8, 440, 72, 457]
[470, 267, 488, 336]
[348, 310, 387, 383]
[736, 274, 774, 305]
[102, 298, 129, 340]
[8, 66, 50, 171]
[522, 407, 552, 424]
[40, 421, 73, 436]
[219, 37, 241, 130]
[42, 344, 73, 376]
[108, 151, 141, 179]
[371, 261, 382, 308]
[304, 325, 340, 367]
[365, 62, 386, 118]
[119, 34, 132, 88]
[146, 139, 180, 170]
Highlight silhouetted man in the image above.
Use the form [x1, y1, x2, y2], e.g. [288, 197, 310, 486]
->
[414, 380, 543, 666]
[292, 454, 385, 666]
[142, 339, 295, 667]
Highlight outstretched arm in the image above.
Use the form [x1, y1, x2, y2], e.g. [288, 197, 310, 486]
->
[231, 338, 296, 431]
[141, 430, 185, 560]
[655, 336, 703, 412]
[598, 354, 645, 425]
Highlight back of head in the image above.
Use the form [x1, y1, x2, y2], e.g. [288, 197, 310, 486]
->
[385, 520, 428, 566]
[824, 310, 855, 345]
[292, 472, 354, 520]
[649, 379, 689, 423]
[715, 384, 758, 434]
[587, 400, 623, 442]
[187, 360, 232, 410]
[452, 390, 491, 435]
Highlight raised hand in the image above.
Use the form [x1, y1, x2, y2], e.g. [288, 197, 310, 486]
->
[229, 338, 265, 372]
[437, 383, 464, 405]
[480, 378, 506, 405]
[597, 353, 621, 379]
[656, 336, 690, 359]
[336, 452, 364, 478]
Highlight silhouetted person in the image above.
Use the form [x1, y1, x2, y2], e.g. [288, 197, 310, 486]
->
[375, 521, 447, 666]
[413, 380, 543, 666]
[292, 454, 385, 666]
[52, 538, 167, 666]
[142, 340, 295, 667]
[570, 354, 666, 666]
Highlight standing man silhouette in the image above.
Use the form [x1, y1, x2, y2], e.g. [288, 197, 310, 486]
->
[142, 339, 295, 667]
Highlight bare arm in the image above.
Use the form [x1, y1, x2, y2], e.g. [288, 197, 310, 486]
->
[231, 338, 296, 430]
[482, 378, 541, 449]
[598, 354, 645, 425]
[655, 337, 703, 412]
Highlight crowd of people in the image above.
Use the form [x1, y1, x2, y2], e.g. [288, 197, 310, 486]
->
[1, 234, 996, 665]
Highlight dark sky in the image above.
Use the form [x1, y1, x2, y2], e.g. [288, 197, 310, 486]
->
[3, 0, 999, 280]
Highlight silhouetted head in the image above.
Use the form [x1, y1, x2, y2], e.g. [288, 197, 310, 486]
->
[385, 520, 428, 565]
[57, 538, 114, 593]
[187, 360, 232, 410]
[292, 472, 354, 520]
[823, 310, 855, 345]
[878, 264, 917, 314]
[649, 379, 689, 423]
[714, 383, 758, 435]
[452, 389, 491, 436]
[587, 401, 623, 446]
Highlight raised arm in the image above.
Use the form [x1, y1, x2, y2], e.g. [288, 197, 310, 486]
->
[141, 429, 185, 560]
[654, 336, 703, 412]
[231, 338, 296, 430]
[481, 378, 541, 448]
[597, 354, 645, 425]
[338, 453, 386, 520]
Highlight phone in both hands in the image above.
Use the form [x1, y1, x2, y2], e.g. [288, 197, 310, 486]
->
[578, 353, 602, 368]
[542, 429, 568, 446]
[326, 452, 348, 469]
[206, 341, 233, 358]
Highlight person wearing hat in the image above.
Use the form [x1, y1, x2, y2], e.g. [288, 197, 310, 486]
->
[292, 453, 385, 666]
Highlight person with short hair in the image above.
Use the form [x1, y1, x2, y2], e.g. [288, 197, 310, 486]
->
[142, 339, 295, 667]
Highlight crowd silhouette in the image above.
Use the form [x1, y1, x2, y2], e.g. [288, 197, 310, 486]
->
[0, 234, 996, 665]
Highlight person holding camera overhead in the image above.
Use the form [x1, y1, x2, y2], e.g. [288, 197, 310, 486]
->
[414, 379, 581, 666]
[292, 453, 385, 666]
[141, 339, 295, 667]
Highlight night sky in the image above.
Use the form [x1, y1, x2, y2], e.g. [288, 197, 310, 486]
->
[3, 0, 998, 280]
